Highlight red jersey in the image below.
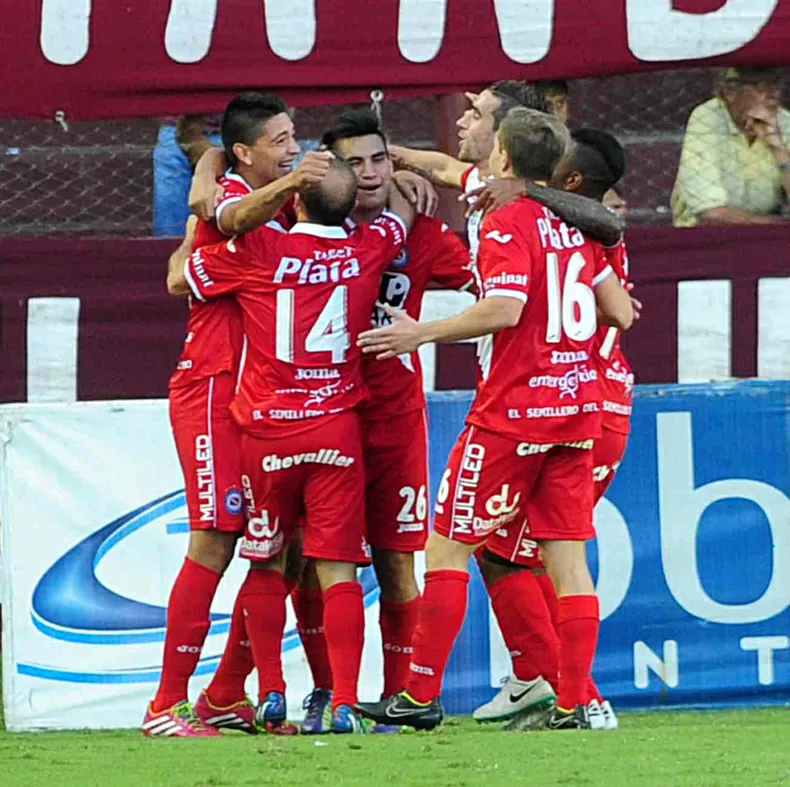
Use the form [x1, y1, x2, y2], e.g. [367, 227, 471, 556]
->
[360, 215, 474, 421]
[467, 197, 613, 444]
[169, 172, 253, 390]
[592, 239, 633, 434]
[184, 212, 408, 436]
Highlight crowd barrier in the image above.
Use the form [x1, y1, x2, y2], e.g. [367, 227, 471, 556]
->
[1, 381, 788, 730]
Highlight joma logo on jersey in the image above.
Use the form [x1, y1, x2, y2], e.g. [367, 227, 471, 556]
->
[273, 255, 361, 284]
[484, 230, 513, 244]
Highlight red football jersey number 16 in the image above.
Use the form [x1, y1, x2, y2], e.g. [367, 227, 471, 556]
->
[275, 285, 351, 364]
[545, 251, 597, 344]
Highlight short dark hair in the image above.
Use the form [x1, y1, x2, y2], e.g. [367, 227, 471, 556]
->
[489, 80, 550, 130]
[321, 108, 387, 153]
[302, 158, 358, 226]
[537, 80, 570, 99]
[221, 92, 290, 166]
[569, 129, 626, 200]
[498, 107, 570, 181]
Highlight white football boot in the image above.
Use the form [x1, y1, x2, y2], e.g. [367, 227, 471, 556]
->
[601, 700, 619, 730]
[473, 676, 555, 723]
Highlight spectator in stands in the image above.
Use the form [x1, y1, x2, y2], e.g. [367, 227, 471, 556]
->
[539, 80, 570, 124]
[672, 67, 790, 226]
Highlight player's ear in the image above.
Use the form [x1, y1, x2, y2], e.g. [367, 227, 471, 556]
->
[566, 171, 583, 192]
[233, 142, 253, 167]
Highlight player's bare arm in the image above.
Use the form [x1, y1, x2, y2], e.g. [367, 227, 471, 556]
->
[389, 144, 469, 191]
[219, 150, 334, 235]
[175, 116, 216, 170]
[166, 216, 199, 296]
[595, 272, 634, 331]
[467, 179, 625, 246]
[386, 181, 417, 233]
[358, 296, 522, 359]
[189, 147, 228, 220]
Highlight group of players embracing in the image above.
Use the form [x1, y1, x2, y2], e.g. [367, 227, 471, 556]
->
[142, 79, 637, 738]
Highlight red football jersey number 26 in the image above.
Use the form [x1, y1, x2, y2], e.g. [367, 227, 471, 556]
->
[275, 285, 351, 364]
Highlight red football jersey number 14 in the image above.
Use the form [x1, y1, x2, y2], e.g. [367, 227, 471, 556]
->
[275, 285, 351, 364]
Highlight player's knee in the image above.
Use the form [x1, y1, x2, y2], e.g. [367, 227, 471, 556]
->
[476, 552, 520, 587]
[373, 549, 418, 602]
[539, 540, 593, 596]
[425, 531, 475, 572]
[187, 531, 237, 574]
[314, 559, 357, 590]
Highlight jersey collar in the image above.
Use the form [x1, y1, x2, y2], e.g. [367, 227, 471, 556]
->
[289, 222, 349, 239]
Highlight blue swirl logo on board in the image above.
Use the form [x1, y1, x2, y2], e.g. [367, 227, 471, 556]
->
[19, 490, 381, 684]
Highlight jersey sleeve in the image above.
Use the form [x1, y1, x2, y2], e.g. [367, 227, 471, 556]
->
[591, 241, 614, 288]
[604, 238, 629, 282]
[184, 234, 251, 301]
[460, 166, 475, 192]
[427, 223, 476, 292]
[477, 211, 533, 303]
[369, 210, 408, 254]
[214, 174, 253, 232]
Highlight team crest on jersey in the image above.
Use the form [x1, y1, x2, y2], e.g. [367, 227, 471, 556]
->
[224, 487, 243, 515]
[391, 248, 409, 269]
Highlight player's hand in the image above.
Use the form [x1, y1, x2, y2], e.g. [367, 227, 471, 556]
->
[189, 148, 227, 220]
[294, 150, 334, 189]
[357, 305, 425, 359]
[393, 171, 439, 216]
[184, 214, 199, 245]
[625, 282, 642, 321]
[462, 178, 526, 218]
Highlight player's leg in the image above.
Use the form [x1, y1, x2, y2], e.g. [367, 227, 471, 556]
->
[226, 431, 299, 734]
[358, 426, 536, 730]
[145, 375, 243, 737]
[364, 409, 427, 698]
[301, 413, 370, 734]
[585, 427, 629, 729]
[471, 544, 558, 722]
[526, 445, 598, 731]
[293, 556, 334, 734]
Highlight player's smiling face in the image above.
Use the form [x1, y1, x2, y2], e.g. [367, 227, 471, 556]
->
[241, 112, 301, 185]
[335, 134, 392, 213]
[457, 90, 499, 165]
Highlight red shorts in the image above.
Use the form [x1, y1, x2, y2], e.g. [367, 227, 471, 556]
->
[593, 427, 629, 502]
[238, 412, 370, 565]
[434, 425, 595, 549]
[486, 425, 628, 567]
[362, 408, 429, 553]
[169, 373, 244, 532]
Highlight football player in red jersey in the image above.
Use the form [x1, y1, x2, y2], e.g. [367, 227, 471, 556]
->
[168, 158, 415, 734]
[144, 92, 334, 738]
[388, 81, 623, 258]
[476, 129, 632, 731]
[356, 108, 633, 731]
[290, 109, 476, 733]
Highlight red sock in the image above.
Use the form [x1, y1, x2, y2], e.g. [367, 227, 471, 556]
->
[239, 570, 287, 700]
[292, 587, 333, 690]
[405, 570, 469, 704]
[535, 572, 559, 629]
[379, 595, 421, 697]
[206, 592, 254, 707]
[487, 571, 560, 690]
[153, 558, 222, 711]
[556, 595, 599, 711]
[323, 582, 365, 709]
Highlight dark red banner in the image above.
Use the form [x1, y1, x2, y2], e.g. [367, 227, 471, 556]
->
[1, 225, 788, 404]
[3, 1, 790, 119]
